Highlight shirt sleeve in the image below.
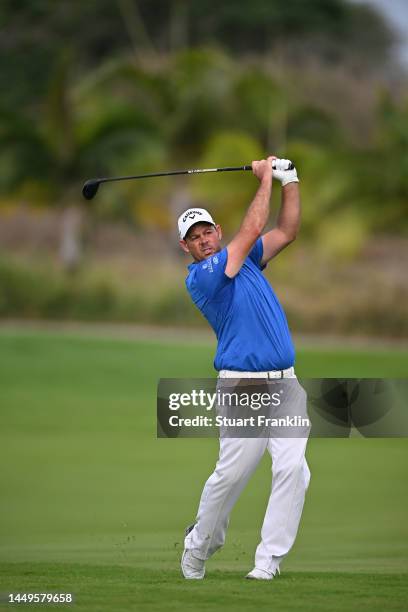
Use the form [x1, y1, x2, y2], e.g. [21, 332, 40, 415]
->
[248, 237, 266, 270]
[190, 248, 231, 299]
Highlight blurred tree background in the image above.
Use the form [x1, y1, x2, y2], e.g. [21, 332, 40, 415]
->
[0, 0, 406, 336]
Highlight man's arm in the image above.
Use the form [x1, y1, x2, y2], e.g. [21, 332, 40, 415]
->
[225, 157, 274, 278]
[260, 181, 300, 266]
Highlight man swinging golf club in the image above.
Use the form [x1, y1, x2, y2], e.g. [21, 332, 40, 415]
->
[178, 156, 311, 580]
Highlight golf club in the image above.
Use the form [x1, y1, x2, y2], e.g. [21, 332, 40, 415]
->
[82, 161, 294, 200]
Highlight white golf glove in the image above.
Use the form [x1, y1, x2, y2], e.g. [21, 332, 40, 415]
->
[272, 158, 299, 186]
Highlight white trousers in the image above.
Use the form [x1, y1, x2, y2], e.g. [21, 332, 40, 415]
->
[184, 378, 311, 575]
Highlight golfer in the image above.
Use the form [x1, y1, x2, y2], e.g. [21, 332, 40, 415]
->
[178, 156, 310, 580]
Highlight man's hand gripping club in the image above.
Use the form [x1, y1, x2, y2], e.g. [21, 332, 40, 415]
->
[225, 156, 299, 278]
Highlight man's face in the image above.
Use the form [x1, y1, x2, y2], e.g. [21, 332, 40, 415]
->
[179, 222, 222, 262]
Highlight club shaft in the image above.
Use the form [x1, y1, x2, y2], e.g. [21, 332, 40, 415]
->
[82, 161, 294, 199]
[97, 165, 253, 185]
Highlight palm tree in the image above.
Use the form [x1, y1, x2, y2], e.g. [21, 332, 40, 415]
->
[0, 52, 167, 269]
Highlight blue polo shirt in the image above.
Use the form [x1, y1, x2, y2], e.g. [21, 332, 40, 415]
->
[185, 238, 295, 372]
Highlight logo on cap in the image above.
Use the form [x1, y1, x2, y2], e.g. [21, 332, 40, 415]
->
[182, 210, 203, 223]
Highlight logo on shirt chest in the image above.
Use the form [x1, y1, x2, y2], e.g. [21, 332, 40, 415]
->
[202, 255, 219, 274]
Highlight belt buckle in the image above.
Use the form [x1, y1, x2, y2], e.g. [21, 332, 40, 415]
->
[267, 370, 283, 379]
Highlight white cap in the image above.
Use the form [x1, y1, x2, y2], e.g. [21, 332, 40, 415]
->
[177, 207, 216, 240]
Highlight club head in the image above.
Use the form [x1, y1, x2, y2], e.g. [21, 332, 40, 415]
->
[82, 179, 100, 200]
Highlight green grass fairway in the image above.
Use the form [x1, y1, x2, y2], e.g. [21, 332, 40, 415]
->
[0, 329, 407, 611]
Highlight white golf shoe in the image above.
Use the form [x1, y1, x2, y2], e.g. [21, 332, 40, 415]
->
[181, 550, 205, 579]
[245, 567, 279, 580]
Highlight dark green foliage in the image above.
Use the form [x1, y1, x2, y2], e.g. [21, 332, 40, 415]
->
[0, 0, 393, 115]
[0, 1, 405, 266]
